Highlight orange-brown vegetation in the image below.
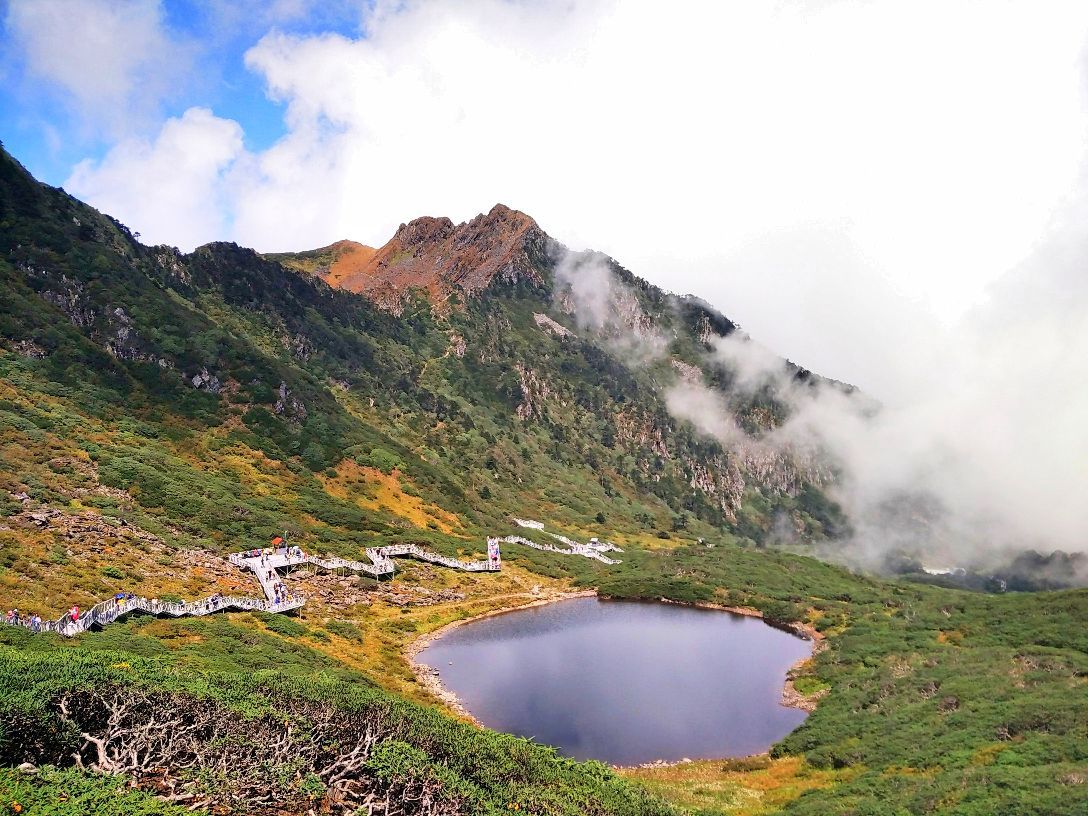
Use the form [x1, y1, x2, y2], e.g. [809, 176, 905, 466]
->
[620, 755, 851, 814]
[320, 459, 462, 534]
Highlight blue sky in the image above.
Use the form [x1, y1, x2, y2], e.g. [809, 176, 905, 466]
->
[0, 0, 364, 186]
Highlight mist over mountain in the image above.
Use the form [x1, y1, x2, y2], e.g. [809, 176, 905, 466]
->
[273, 170, 1088, 587]
[5, 127, 1088, 816]
[5, 133, 1085, 596]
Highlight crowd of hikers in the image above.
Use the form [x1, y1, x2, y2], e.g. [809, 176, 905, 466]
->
[4, 591, 207, 633]
[5, 608, 44, 632]
[241, 543, 304, 562]
[245, 543, 305, 606]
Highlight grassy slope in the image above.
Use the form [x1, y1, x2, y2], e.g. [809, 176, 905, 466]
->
[0, 630, 672, 816]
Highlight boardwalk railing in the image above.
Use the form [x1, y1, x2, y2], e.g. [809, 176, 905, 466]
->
[547, 532, 623, 553]
[493, 535, 622, 564]
[229, 543, 498, 586]
[5, 591, 304, 637]
[375, 543, 496, 572]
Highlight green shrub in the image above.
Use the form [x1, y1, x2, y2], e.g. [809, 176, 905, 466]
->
[0, 766, 189, 816]
[324, 620, 365, 643]
[364, 447, 403, 474]
[256, 612, 308, 638]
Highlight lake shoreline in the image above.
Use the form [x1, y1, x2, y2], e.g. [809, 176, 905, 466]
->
[405, 590, 826, 763]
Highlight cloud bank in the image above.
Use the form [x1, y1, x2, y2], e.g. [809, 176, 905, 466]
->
[551, 214, 1088, 566]
[53, 1, 1088, 393]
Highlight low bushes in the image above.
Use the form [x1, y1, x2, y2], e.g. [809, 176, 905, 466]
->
[0, 646, 676, 816]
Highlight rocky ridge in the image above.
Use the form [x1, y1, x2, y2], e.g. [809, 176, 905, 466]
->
[279, 204, 549, 311]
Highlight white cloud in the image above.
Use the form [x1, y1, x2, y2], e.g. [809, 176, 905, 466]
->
[657, 205, 1088, 562]
[4, 0, 187, 134]
[66, 108, 245, 248]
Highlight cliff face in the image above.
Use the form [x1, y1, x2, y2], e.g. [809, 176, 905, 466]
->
[281, 205, 550, 310]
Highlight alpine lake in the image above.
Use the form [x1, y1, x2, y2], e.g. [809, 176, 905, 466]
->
[417, 596, 813, 766]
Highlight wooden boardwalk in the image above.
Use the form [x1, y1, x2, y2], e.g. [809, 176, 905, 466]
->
[492, 535, 623, 564]
[6, 531, 620, 637]
[6, 590, 304, 637]
[228, 543, 498, 588]
[8, 543, 497, 637]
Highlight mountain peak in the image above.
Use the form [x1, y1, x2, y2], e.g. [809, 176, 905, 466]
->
[284, 205, 549, 310]
[391, 215, 455, 246]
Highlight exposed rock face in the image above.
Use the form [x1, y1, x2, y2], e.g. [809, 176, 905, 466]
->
[670, 358, 702, 385]
[515, 364, 557, 421]
[274, 381, 307, 421]
[533, 312, 575, 338]
[307, 205, 549, 309]
[39, 274, 96, 328]
[11, 504, 164, 548]
[8, 339, 45, 358]
[189, 367, 222, 393]
[614, 410, 672, 460]
[448, 333, 467, 358]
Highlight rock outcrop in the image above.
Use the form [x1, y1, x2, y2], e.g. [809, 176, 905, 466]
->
[298, 205, 549, 310]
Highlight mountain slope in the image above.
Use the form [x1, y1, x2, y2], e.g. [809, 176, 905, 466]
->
[0, 142, 844, 567]
[268, 238, 378, 289]
[2, 143, 1088, 816]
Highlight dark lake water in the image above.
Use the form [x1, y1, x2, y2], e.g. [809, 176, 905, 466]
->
[418, 597, 812, 765]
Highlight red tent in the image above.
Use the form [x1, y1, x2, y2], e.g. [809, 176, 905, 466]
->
[271, 536, 284, 546]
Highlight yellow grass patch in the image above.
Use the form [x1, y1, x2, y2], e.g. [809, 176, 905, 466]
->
[968, 742, 1009, 767]
[320, 460, 462, 534]
[0, 513, 260, 620]
[620, 755, 852, 815]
